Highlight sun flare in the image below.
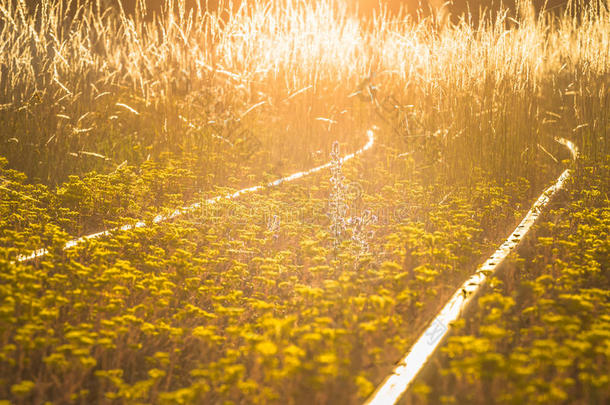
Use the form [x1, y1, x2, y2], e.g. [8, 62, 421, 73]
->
[0, 0, 608, 404]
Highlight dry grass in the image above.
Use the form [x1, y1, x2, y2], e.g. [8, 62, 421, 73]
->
[0, 1, 608, 403]
[1, 0, 607, 185]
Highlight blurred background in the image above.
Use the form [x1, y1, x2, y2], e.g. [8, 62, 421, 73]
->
[17, 0, 589, 22]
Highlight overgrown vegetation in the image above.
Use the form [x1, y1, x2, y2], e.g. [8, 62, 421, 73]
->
[408, 158, 609, 405]
[0, 0, 608, 403]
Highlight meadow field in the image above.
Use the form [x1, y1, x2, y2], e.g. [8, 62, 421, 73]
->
[0, 0, 608, 403]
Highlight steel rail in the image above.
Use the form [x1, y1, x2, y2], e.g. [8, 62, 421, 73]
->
[365, 137, 578, 405]
[15, 129, 376, 263]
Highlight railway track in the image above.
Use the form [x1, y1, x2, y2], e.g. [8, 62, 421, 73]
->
[15, 128, 376, 263]
[365, 136, 579, 405]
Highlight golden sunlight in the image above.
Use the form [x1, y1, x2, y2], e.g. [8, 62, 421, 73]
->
[0, 0, 608, 404]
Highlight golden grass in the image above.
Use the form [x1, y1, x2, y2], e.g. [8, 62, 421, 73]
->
[0, 2, 608, 402]
[2, 0, 607, 185]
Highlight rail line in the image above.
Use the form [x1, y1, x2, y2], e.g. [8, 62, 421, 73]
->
[15, 129, 376, 263]
[365, 137, 578, 405]
[12, 87, 580, 405]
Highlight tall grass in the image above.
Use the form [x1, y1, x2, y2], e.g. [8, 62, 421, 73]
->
[1, 0, 606, 187]
[0, 1, 608, 402]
